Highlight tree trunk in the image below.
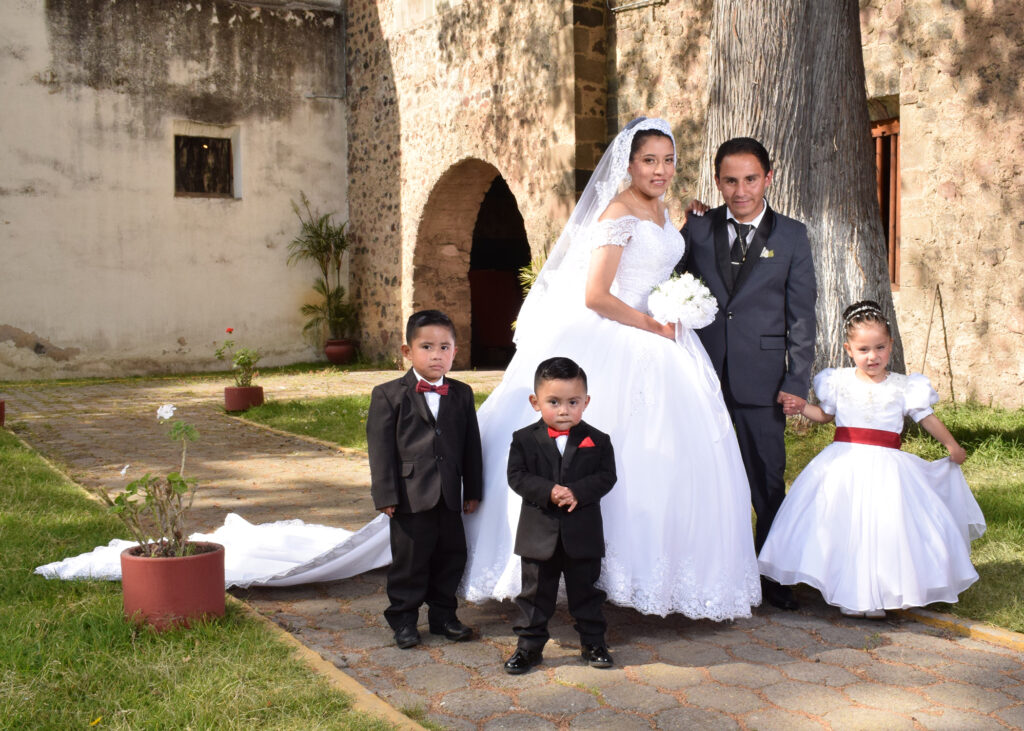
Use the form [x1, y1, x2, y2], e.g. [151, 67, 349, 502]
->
[696, 0, 903, 376]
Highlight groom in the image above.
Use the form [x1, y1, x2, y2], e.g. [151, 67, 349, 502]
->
[681, 137, 817, 611]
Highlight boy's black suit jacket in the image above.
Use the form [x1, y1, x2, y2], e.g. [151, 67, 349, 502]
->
[507, 419, 616, 561]
[368, 369, 483, 514]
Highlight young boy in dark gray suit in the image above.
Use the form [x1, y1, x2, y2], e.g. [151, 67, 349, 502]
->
[367, 310, 483, 649]
[503, 357, 617, 674]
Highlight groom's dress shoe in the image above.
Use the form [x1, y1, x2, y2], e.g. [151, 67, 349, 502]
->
[429, 618, 473, 642]
[394, 625, 421, 649]
[763, 582, 799, 611]
[504, 647, 543, 674]
[581, 644, 613, 669]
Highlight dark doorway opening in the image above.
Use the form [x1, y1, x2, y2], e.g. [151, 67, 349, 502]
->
[469, 176, 530, 368]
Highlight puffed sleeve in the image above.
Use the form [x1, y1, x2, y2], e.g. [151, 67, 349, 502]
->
[812, 368, 839, 415]
[905, 372, 939, 422]
[593, 216, 636, 249]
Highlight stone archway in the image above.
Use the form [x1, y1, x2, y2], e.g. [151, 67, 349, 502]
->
[413, 159, 529, 370]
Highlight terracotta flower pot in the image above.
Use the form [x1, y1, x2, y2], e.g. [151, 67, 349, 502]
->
[120, 541, 225, 631]
[224, 385, 264, 412]
[324, 338, 357, 365]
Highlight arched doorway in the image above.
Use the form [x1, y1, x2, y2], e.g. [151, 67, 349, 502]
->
[413, 159, 529, 370]
[469, 176, 530, 368]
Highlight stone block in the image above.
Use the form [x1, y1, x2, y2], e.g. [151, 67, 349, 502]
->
[683, 683, 767, 714]
[843, 681, 930, 712]
[823, 706, 917, 729]
[631, 662, 706, 689]
[438, 688, 515, 720]
[654, 706, 739, 730]
[708, 662, 785, 688]
[923, 681, 1015, 712]
[568, 708, 652, 730]
[518, 684, 600, 715]
[760, 681, 848, 715]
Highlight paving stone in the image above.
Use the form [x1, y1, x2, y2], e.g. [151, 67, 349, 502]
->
[707, 662, 784, 688]
[322, 576, 383, 599]
[368, 645, 434, 670]
[956, 637, 1024, 659]
[609, 643, 656, 667]
[776, 660, 859, 686]
[597, 681, 678, 712]
[317, 649, 349, 669]
[682, 682, 767, 714]
[270, 611, 310, 631]
[483, 713, 557, 730]
[656, 639, 732, 667]
[822, 705, 917, 729]
[694, 627, 754, 647]
[843, 681, 929, 712]
[554, 664, 630, 690]
[295, 598, 343, 616]
[915, 708, 1010, 731]
[761, 612, 825, 631]
[922, 681, 1015, 712]
[517, 684, 600, 715]
[872, 645, 949, 668]
[807, 647, 874, 668]
[931, 660, 1020, 687]
[815, 624, 885, 649]
[336, 626, 394, 650]
[440, 640, 505, 668]
[402, 663, 471, 693]
[344, 593, 387, 615]
[424, 712, 476, 731]
[631, 662, 707, 690]
[568, 708, 653, 730]
[761, 680, 849, 715]
[994, 704, 1024, 728]
[728, 642, 795, 665]
[740, 708, 822, 731]
[1002, 683, 1024, 700]
[438, 688, 516, 720]
[860, 661, 938, 687]
[940, 645, 1024, 672]
[729, 614, 769, 629]
[752, 624, 822, 650]
[377, 688, 430, 714]
[654, 706, 739, 730]
[312, 610, 367, 631]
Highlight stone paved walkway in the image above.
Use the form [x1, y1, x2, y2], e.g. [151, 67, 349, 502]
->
[4, 371, 1024, 730]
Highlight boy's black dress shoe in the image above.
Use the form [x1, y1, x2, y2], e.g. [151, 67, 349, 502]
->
[503, 647, 543, 674]
[428, 618, 473, 642]
[394, 625, 421, 649]
[581, 644, 613, 668]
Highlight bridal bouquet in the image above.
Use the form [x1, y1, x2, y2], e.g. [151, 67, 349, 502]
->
[648, 273, 718, 329]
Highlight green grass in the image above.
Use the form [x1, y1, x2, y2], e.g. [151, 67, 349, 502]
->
[0, 430, 392, 730]
[247, 391, 1024, 632]
[786, 402, 1024, 631]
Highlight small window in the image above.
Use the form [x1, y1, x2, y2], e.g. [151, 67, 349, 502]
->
[871, 118, 900, 288]
[174, 135, 234, 197]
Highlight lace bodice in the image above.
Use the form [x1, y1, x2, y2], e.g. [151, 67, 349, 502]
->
[593, 216, 686, 310]
[815, 368, 938, 432]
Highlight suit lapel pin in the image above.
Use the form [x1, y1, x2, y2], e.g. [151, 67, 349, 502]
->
[760, 248, 774, 258]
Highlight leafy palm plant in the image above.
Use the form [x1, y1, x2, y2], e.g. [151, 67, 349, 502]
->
[287, 192, 358, 344]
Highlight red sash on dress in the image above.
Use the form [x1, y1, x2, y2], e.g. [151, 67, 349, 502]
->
[833, 426, 901, 449]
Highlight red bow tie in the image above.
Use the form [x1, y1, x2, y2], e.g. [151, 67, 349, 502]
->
[547, 427, 570, 438]
[415, 380, 449, 395]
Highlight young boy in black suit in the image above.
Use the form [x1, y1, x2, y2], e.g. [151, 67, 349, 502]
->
[503, 357, 617, 674]
[367, 310, 483, 649]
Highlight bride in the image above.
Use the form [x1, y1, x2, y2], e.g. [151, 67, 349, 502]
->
[460, 117, 761, 619]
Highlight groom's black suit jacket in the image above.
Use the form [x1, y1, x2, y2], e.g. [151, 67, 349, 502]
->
[681, 204, 817, 405]
[507, 419, 616, 561]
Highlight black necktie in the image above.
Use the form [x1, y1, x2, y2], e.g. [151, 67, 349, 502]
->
[730, 220, 752, 266]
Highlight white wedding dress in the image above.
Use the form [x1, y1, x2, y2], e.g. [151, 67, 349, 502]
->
[461, 215, 762, 619]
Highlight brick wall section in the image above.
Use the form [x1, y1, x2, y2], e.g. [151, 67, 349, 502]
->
[574, 0, 609, 194]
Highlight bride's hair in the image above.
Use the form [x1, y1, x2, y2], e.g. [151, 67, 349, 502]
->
[630, 129, 673, 161]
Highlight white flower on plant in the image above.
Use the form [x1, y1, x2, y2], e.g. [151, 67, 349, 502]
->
[120, 464, 130, 476]
[648, 273, 719, 330]
[156, 404, 177, 421]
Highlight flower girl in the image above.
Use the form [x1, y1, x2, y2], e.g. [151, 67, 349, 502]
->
[758, 301, 986, 618]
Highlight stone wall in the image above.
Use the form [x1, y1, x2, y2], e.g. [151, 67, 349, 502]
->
[0, 0, 346, 379]
[861, 0, 1024, 405]
[347, 0, 581, 367]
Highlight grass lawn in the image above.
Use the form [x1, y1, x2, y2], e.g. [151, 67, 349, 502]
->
[0, 430, 391, 730]
[248, 393, 1024, 632]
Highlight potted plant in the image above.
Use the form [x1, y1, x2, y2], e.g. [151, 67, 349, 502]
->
[287, 192, 359, 364]
[90, 405, 225, 630]
[215, 327, 264, 412]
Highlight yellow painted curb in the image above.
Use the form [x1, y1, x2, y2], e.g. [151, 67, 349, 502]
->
[230, 596, 424, 730]
[899, 607, 1024, 653]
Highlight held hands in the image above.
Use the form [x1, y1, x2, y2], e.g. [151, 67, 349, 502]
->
[550, 484, 578, 512]
[380, 505, 396, 518]
[463, 499, 480, 514]
[777, 391, 807, 416]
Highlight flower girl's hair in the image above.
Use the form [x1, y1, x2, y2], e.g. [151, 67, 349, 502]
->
[842, 300, 891, 338]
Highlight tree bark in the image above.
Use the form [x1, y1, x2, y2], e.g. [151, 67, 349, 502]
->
[696, 0, 904, 375]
